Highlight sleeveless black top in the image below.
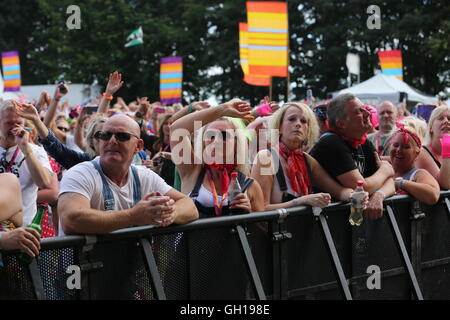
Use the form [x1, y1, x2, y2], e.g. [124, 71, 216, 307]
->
[189, 167, 254, 219]
[268, 148, 313, 203]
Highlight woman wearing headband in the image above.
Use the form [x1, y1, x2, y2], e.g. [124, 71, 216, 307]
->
[390, 124, 440, 204]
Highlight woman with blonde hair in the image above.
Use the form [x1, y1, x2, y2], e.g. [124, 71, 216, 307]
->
[251, 102, 366, 210]
[390, 124, 440, 204]
[414, 105, 450, 189]
[170, 101, 265, 218]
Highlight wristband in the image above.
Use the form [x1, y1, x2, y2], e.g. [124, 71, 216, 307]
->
[187, 104, 194, 114]
[441, 135, 450, 158]
[102, 93, 113, 101]
[374, 189, 386, 199]
[291, 198, 298, 207]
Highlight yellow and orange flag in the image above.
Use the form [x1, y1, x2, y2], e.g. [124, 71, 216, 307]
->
[246, 1, 288, 77]
[378, 50, 403, 80]
[239, 23, 271, 86]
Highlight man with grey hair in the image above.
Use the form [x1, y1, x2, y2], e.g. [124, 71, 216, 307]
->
[0, 100, 53, 226]
[310, 93, 395, 220]
[367, 101, 397, 156]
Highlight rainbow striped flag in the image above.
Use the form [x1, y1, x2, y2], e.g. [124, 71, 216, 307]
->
[239, 23, 271, 86]
[378, 50, 403, 80]
[160, 57, 182, 105]
[1, 51, 21, 92]
[246, 1, 288, 77]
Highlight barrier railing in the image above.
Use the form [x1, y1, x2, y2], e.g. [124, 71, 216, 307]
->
[1, 191, 449, 300]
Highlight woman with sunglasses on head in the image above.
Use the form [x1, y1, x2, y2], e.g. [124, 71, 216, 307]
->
[390, 124, 440, 204]
[12, 100, 107, 170]
[170, 100, 266, 218]
[251, 103, 367, 211]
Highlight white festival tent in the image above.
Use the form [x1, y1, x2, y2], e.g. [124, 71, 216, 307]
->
[335, 73, 438, 105]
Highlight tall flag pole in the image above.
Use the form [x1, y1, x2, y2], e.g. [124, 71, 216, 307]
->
[1, 51, 21, 92]
[246, 1, 288, 77]
[378, 50, 403, 80]
[160, 57, 183, 105]
[239, 23, 271, 86]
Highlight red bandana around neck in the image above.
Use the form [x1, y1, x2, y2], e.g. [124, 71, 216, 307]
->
[204, 162, 236, 194]
[278, 141, 312, 196]
[327, 128, 367, 148]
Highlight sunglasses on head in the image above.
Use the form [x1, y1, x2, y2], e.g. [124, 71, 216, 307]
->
[93, 130, 140, 142]
[204, 130, 234, 141]
[57, 126, 70, 132]
[313, 107, 327, 121]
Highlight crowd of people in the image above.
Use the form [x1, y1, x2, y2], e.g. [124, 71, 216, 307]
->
[0, 71, 449, 259]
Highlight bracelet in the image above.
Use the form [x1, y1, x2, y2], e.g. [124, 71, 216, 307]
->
[291, 198, 298, 207]
[102, 93, 113, 101]
[187, 104, 194, 114]
[374, 189, 386, 199]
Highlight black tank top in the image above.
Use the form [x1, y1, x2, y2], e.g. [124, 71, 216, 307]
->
[189, 167, 254, 219]
[423, 145, 441, 168]
[268, 148, 313, 203]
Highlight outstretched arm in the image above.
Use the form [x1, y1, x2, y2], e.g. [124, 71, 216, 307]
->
[98, 71, 123, 114]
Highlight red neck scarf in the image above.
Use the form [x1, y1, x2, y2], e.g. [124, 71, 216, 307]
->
[278, 141, 312, 196]
[328, 128, 367, 148]
[204, 162, 236, 194]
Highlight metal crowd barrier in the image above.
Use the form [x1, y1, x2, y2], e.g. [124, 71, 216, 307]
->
[1, 191, 449, 300]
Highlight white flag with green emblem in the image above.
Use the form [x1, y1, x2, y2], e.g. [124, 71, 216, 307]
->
[125, 27, 144, 47]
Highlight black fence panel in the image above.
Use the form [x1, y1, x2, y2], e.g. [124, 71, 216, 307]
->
[1, 193, 449, 300]
[420, 199, 450, 299]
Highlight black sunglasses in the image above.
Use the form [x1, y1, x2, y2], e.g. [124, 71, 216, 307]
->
[57, 126, 70, 132]
[93, 130, 140, 142]
[204, 130, 234, 141]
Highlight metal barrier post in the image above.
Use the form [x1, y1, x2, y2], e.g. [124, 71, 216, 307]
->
[445, 198, 450, 220]
[410, 201, 425, 295]
[139, 238, 166, 300]
[28, 258, 46, 300]
[235, 225, 266, 300]
[385, 205, 424, 300]
[316, 211, 353, 300]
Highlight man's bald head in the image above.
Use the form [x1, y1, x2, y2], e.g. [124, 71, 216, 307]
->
[104, 114, 141, 137]
[377, 101, 397, 133]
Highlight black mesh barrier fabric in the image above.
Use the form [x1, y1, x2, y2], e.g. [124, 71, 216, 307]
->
[152, 232, 189, 300]
[286, 212, 343, 299]
[187, 226, 253, 299]
[349, 200, 411, 300]
[247, 222, 273, 297]
[421, 201, 450, 299]
[38, 247, 79, 300]
[84, 239, 154, 300]
[1, 194, 450, 300]
[0, 254, 35, 300]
